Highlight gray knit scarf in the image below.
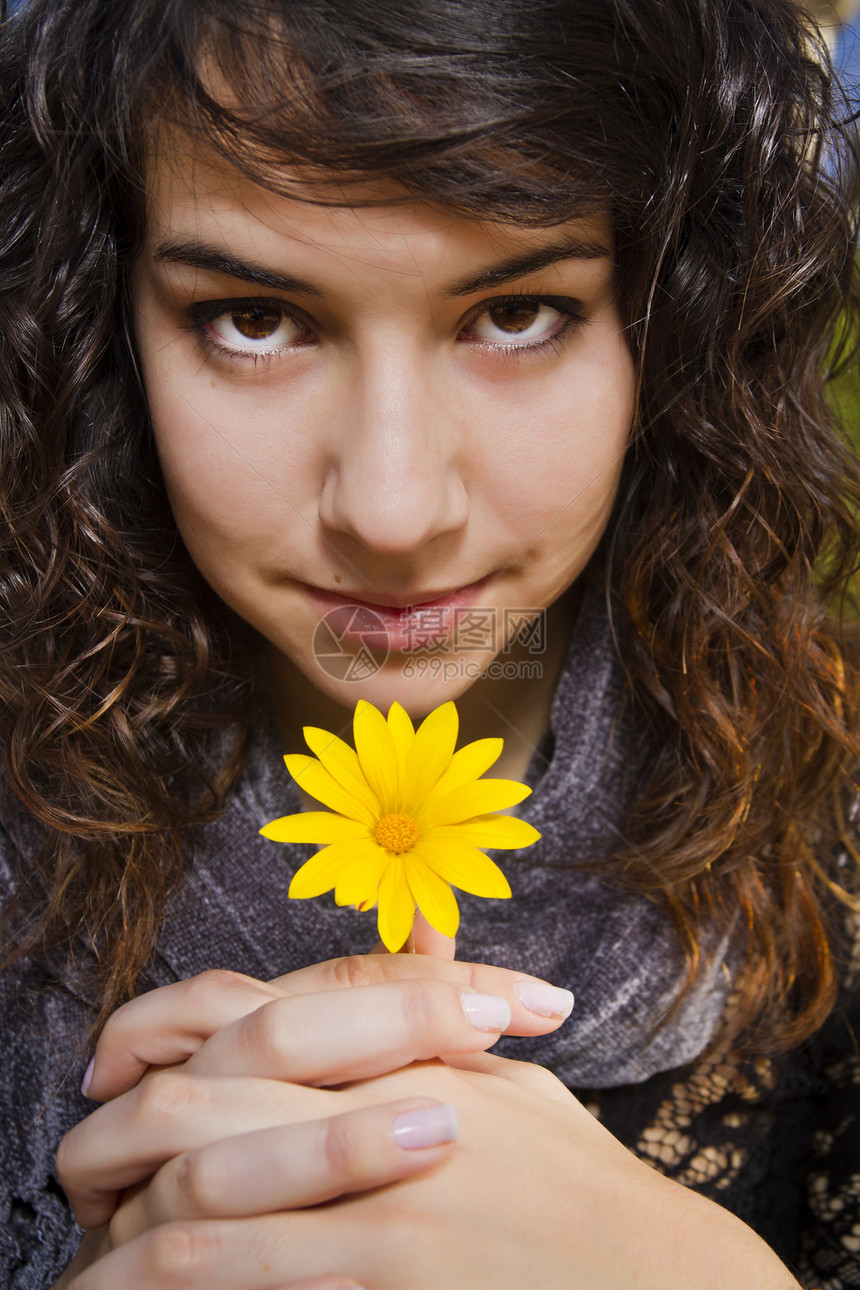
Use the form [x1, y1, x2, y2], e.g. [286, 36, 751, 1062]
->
[153, 585, 733, 1089]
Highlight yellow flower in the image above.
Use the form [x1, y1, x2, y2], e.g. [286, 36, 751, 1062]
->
[260, 699, 541, 951]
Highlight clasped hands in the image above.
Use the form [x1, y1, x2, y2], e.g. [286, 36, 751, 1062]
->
[57, 921, 799, 1290]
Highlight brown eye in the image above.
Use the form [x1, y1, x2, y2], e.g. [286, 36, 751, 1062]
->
[467, 298, 569, 348]
[230, 305, 285, 339]
[206, 302, 307, 353]
[486, 301, 542, 334]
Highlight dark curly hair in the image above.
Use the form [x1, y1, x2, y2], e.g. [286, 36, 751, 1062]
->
[1, 0, 858, 1046]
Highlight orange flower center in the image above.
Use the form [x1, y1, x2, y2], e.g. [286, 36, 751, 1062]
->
[374, 812, 421, 854]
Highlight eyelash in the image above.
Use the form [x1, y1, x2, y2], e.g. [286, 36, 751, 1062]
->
[185, 293, 587, 370]
[463, 294, 587, 358]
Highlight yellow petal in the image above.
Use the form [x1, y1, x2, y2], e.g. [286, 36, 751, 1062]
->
[335, 846, 389, 906]
[426, 814, 541, 849]
[421, 737, 503, 806]
[404, 855, 461, 937]
[353, 700, 399, 813]
[289, 839, 370, 898]
[301, 727, 382, 819]
[260, 811, 369, 844]
[417, 778, 532, 829]
[284, 755, 378, 826]
[402, 701, 458, 812]
[377, 854, 416, 952]
[413, 837, 512, 898]
[387, 701, 415, 797]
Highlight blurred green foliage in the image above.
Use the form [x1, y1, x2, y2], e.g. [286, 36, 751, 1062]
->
[828, 319, 860, 454]
[826, 322, 860, 610]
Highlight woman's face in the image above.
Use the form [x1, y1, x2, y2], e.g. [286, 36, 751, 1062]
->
[132, 138, 636, 717]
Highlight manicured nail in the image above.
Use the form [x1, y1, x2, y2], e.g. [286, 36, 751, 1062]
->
[392, 1103, 458, 1150]
[514, 980, 574, 1018]
[81, 1057, 94, 1097]
[459, 991, 511, 1031]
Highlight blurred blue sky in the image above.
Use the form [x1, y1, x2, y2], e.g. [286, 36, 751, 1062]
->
[835, 14, 860, 111]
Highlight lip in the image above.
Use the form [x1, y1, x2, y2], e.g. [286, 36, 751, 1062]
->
[310, 578, 490, 612]
[304, 575, 493, 652]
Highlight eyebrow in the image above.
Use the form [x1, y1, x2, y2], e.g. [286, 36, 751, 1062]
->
[152, 231, 610, 299]
[442, 235, 611, 296]
[153, 240, 325, 296]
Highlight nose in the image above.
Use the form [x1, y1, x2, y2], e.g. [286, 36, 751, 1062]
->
[317, 343, 469, 554]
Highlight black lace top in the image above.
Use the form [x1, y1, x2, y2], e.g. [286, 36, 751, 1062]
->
[583, 917, 860, 1288]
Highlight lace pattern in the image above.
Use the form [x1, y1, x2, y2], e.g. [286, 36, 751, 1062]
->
[581, 913, 860, 1288]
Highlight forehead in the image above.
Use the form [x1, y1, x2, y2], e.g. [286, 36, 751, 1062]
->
[140, 129, 614, 289]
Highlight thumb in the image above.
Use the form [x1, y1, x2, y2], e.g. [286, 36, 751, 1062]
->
[369, 912, 457, 959]
[412, 912, 457, 959]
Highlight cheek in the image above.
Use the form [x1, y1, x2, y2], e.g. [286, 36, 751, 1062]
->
[141, 362, 324, 561]
[552, 335, 633, 521]
[475, 337, 635, 540]
[150, 403, 282, 554]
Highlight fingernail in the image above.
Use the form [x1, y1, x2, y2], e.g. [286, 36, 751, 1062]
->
[514, 980, 574, 1018]
[459, 991, 511, 1031]
[81, 1057, 94, 1097]
[392, 1103, 458, 1150]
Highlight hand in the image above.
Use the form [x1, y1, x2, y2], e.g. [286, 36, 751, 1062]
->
[59, 943, 575, 1228]
[59, 945, 797, 1290]
[65, 1052, 799, 1290]
[80, 919, 570, 1104]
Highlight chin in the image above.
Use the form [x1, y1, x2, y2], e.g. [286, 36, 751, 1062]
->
[313, 655, 487, 719]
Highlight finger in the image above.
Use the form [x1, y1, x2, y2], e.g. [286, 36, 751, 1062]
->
[86, 955, 572, 1103]
[273, 1282, 365, 1290]
[187, 978, 514, 1083]
[68, 1214, 364, 1290]
[85, 971, 287, 1102]
[274, 1282, 364, 1290]
[66, 1004, 476, 1232]
[369, 912, 457, 958]
[115, 1097, 456, 1237]
[58, 1073, 331, 1229]
[412, 912, 456, 958]
[270, 954, 573, 1037]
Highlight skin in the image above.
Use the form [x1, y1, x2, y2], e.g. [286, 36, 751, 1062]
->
[54, 139, 802, 1287]
[57, 954, 800, 1290]
[131, 134, 634, 776]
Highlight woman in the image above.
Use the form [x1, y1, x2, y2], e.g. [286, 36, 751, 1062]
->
[1, 0, 859, 1285]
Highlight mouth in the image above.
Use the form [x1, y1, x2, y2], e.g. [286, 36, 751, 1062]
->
[307, 577, 491, 613]
[303, 575, 493, 650]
